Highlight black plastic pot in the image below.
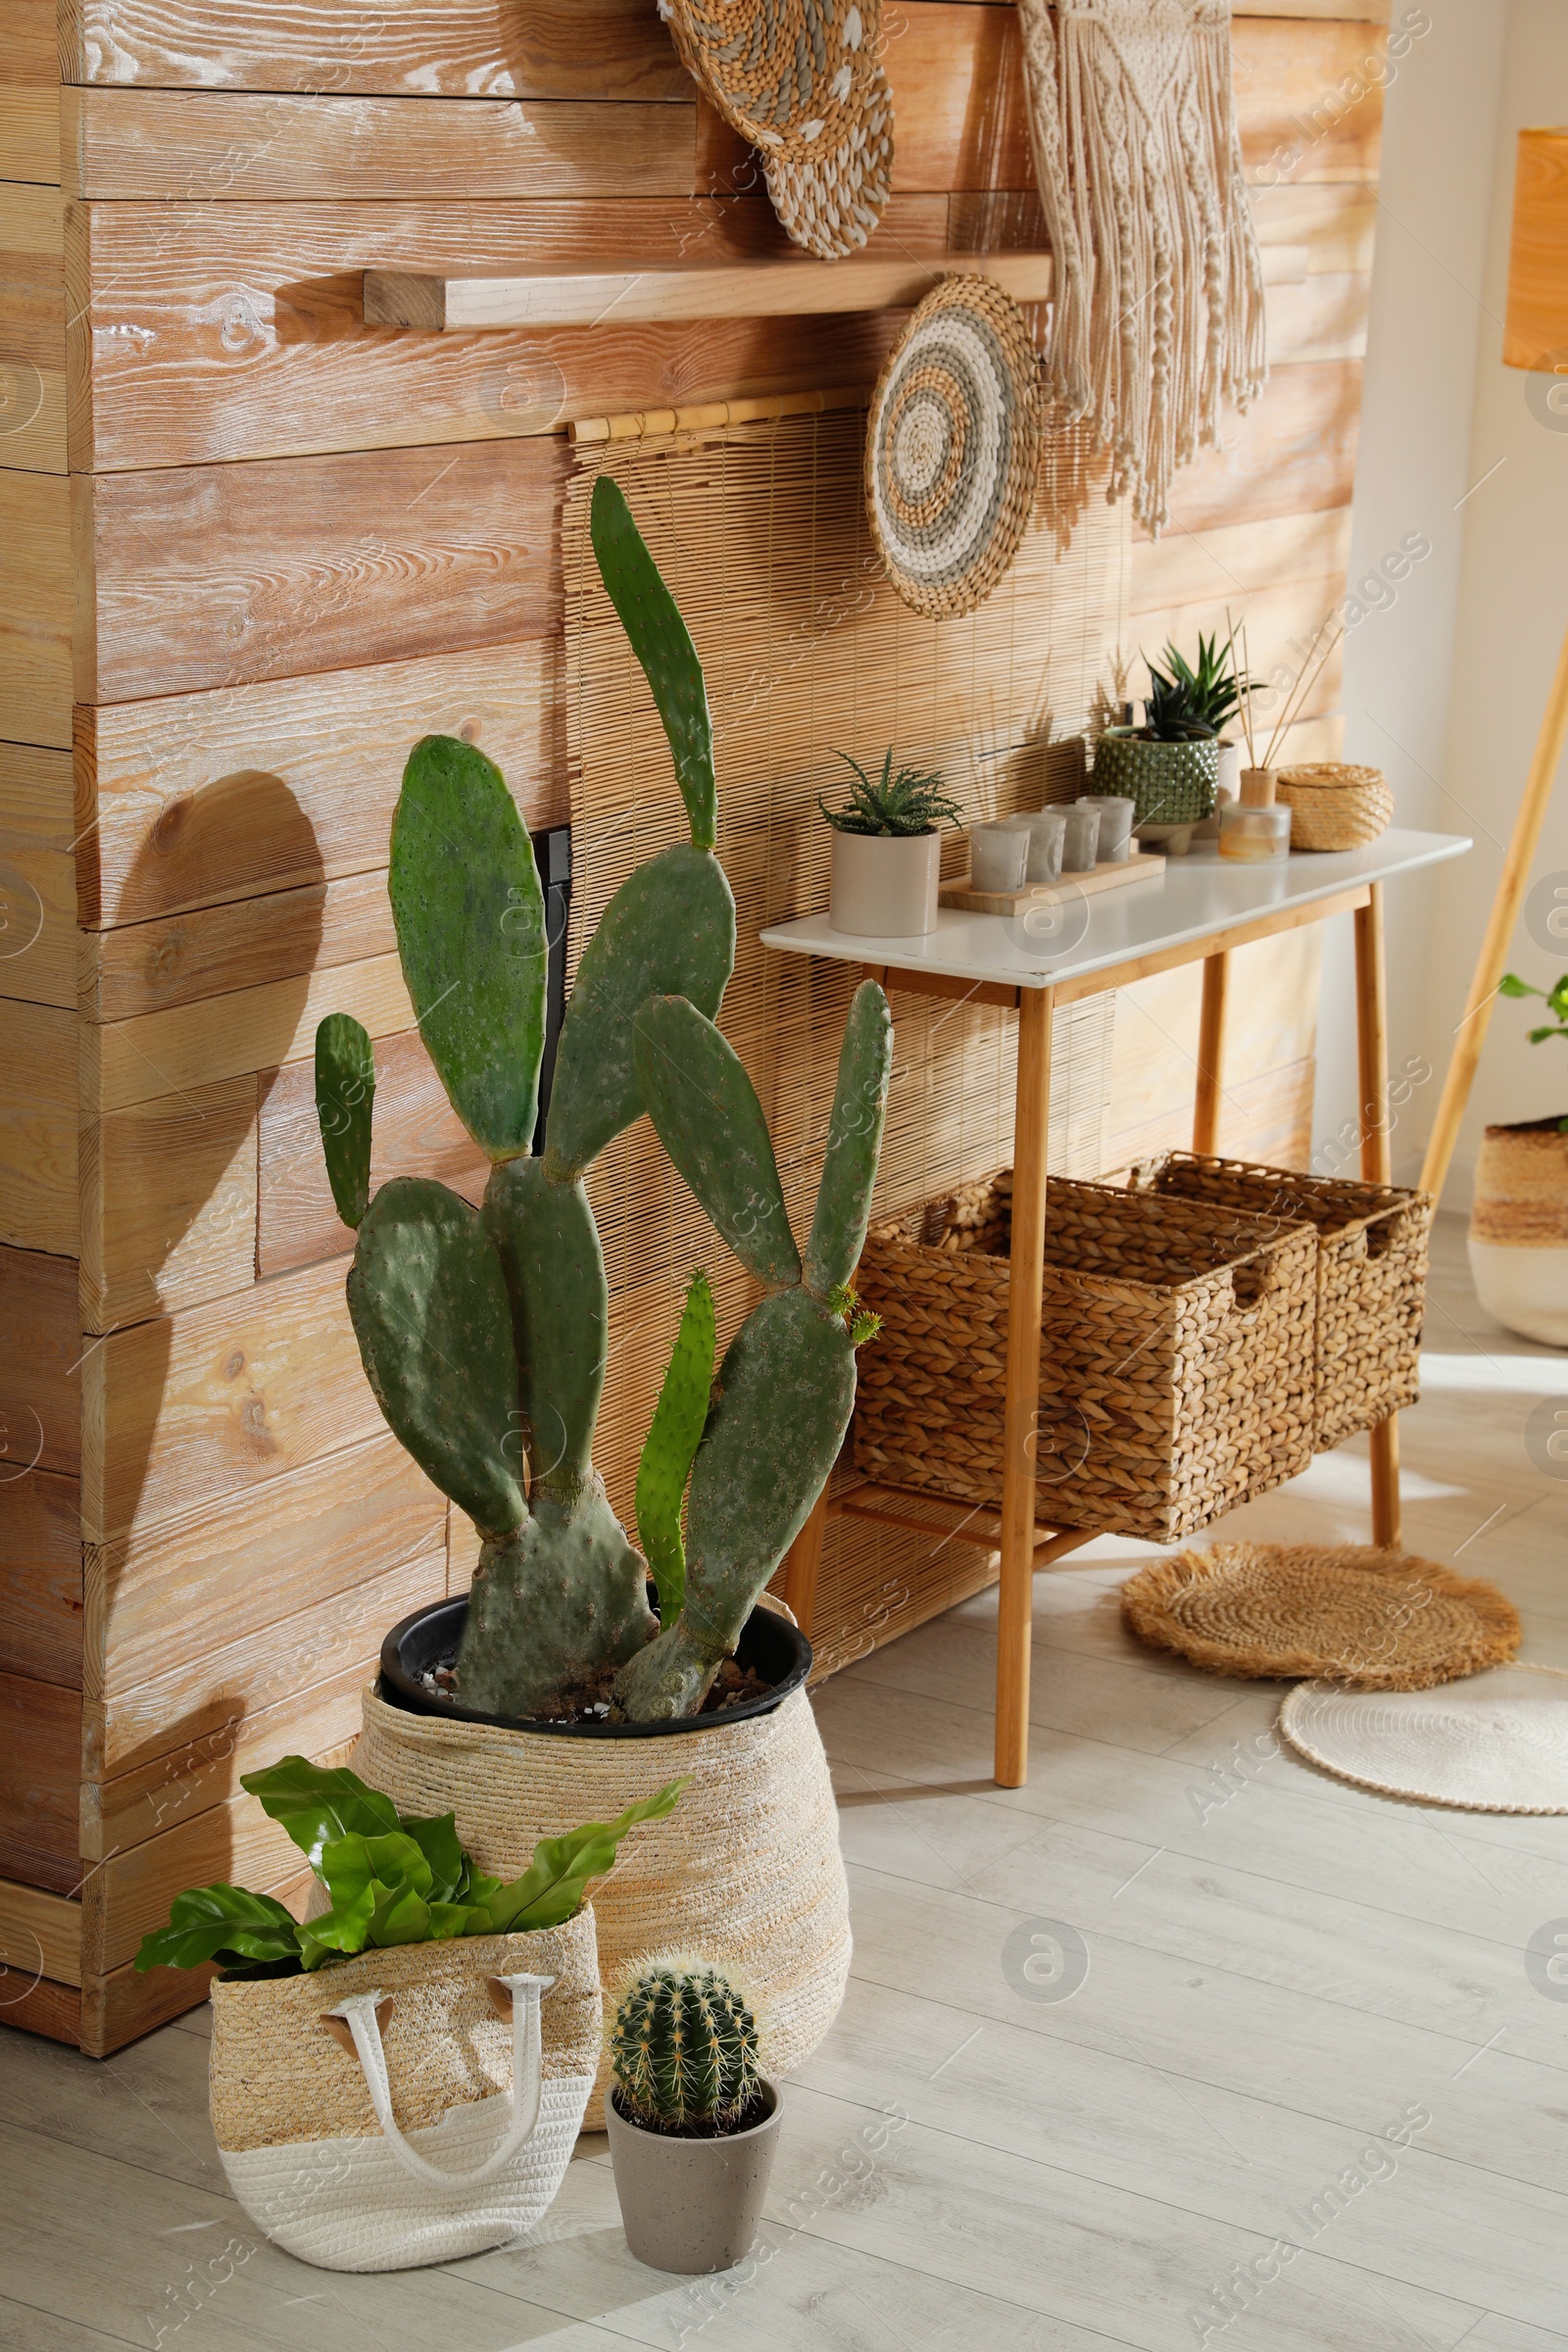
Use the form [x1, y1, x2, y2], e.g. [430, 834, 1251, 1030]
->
[378, 1596, 812, 1739]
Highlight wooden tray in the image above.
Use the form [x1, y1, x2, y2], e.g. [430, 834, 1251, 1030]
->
[941, 849, 1165, 915]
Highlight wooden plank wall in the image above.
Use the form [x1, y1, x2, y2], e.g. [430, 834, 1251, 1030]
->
[0, 0, 1389, 2052]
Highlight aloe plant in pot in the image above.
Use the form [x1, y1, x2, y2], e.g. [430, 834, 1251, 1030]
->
[314, 477, 891, 2118]
[820, 748, 962, 938]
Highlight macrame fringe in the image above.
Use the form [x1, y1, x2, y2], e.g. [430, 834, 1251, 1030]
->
[1018, 0, 1267, 537]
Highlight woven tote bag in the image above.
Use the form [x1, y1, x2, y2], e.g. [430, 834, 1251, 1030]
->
[353, 1680, 851, 2132]
[209, 1910, 601, 2272]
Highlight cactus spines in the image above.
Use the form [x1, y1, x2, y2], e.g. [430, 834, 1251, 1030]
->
[633, 995, 802, 1293]
[804, 978, 895, 1300]
[482, 1158, 608, 1508]
[590, 476, 716, 853]
[611, 1959, 761, 2132]
[542, 844, 735, 1184]
[635, 1271, 716, 1623]
[389, 736, 547, 1162]
[315, 1012, 375, 1230]
[346, 1177, 525, 1539]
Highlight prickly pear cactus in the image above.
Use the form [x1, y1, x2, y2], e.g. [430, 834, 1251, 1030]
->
[611, 1960, 761, 2131]
[316, 483, 894, 1723]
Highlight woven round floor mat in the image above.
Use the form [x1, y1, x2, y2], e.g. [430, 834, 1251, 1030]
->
[662, 0, 879, 158]
[1279, 1666, 1568, 1813]
[865, 275, 1041, 619]
[1120, 1544, 1521, 1690]
[763, 54, 895, 258]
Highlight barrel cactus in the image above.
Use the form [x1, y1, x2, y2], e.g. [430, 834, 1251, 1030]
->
[611, 1959, 761, 2132]
[315, 476, 893, 1723]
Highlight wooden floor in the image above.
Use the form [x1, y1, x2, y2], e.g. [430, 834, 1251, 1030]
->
[4, 1214, 1566, 2352]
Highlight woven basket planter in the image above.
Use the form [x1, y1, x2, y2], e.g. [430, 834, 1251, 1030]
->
[1468, 1116, 1568, 1345]
[1091, 730, 1218, 827]
[1129, 1152, 1431, 1451]
[853, 1174, 1318, 1544]
[1276, 762, 1394, 851]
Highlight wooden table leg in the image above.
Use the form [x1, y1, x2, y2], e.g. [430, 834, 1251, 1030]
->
[1353, 883, 1402, 1549]
[1193, 950, 1231, 1155]
[996, 985, 1054, 1788]
[782, 1484, 831, 1636]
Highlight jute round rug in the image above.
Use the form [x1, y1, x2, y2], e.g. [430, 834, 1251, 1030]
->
[1120, 1544, 1520, 1690]
[1279, 1666, 1568, 1813]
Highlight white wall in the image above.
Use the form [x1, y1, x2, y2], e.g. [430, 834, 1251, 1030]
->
[1316, 0, 1508, 1192]
[1417, 0, 1568, 1201]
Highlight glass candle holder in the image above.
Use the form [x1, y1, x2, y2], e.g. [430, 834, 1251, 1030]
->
[970, 820, 1031, 892]
[1082, 795, 1135, 863]
[1060, 803, 1102, 873]
[1217, 802, 1292, 862]
[1020, 808, 1067, 884]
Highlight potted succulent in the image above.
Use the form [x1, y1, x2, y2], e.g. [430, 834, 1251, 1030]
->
[605, 1957, 779, 2274]
[312, 478, 893, 2123]
[134, 1755, 681, 2270]
[1091, 637, 1232, 852]
[1467, 971, 1568, 1345]
[818, 748, 963, 936]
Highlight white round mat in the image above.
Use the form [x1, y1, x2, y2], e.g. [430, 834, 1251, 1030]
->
[1279, 1664, 1568, 1814]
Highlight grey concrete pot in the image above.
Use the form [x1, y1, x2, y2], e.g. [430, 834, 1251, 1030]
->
[606, 2082, 782, 2274]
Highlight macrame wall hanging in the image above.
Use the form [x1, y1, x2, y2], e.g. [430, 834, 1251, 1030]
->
[1016, 0, 1267, 535]
[660, 0, 894, 259]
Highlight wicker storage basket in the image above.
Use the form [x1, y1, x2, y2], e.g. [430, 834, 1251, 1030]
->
[1129, 1152, 1430, 1451]
[854, 1175, 1319, 1544]
[1276, 762, 1394, 851]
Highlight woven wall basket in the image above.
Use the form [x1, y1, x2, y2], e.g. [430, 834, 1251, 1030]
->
[865, 275, 1042, 619]
[854, 1174, 1318, 1544]
[1121, 1544, 1521, 1690]
[353, 1684, 850, 2132]
[1276, 762, 1395, 852]
[1130, 1152, 1431, 1452]
[662, 0, 893, 257]
[209, 1912, 601, 2271]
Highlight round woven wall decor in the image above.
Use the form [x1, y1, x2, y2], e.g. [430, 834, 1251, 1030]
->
[866, 275, 1041, 620]
[1120, 1544, 1521, 1690]
[1279, 1666, 1568, 1814]
[661, 0, 879, 155]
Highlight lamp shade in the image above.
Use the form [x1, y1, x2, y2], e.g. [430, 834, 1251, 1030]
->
[1504, 126, 1568, 370]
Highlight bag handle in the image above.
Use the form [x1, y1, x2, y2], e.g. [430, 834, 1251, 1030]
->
[322, 1971, 554, 2189]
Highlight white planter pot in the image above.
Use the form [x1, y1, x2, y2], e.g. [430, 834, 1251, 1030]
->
[828, 829, 940, 937]
[1468, 1118, 1568, 1347]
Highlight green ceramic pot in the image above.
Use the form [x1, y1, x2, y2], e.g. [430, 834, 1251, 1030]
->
[1091, 729, 1219, 827]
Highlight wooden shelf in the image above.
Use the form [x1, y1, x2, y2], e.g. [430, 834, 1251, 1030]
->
[364, 251, 1054, 332]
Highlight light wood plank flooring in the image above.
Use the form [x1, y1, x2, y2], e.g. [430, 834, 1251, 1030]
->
[4, 1215, 1565, 2351]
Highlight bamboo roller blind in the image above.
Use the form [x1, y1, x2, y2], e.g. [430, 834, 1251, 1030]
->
[563, 398, 1131, 1667]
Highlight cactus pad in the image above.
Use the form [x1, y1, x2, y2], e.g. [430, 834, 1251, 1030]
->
[590, 476, 716, 852]
[633, 996, 801, 1293]
[346, 1177, 525, 1539]
[543, 845, 735, 1182]
[314, 1012, 375, 1230]
[611, 1960, 761, 2131]
[482, 1159, 608, 1507]
[456, 1480, 658, 1719]
[389, 735, 547, 1163]
[635, 1271, 716, 1623]
[614, 1287, 856, 1718]
[804, 979, 894, 1299]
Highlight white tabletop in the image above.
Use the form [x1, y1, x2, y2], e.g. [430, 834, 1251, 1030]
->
[760, 829, 1471, 992]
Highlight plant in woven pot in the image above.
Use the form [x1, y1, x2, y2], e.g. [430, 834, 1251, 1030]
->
[133, 1755, 680, 2270]
[1467, 972, 1568, 1345]
[1091, 646, 1221, 853]
[314, 477, 892, 2124]
[605, 1958, 780, 2274]
[819, 748, 963, 939]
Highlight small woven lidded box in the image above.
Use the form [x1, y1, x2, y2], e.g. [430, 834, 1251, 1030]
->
[1129, 1153, 1431, 1452]
[1275, 762, 1394, 852]
[854, 1175, 1319, 1544]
